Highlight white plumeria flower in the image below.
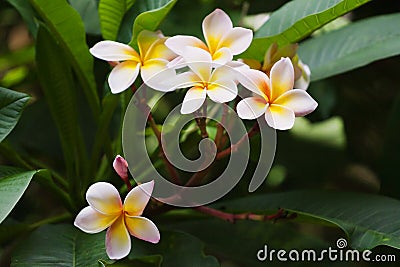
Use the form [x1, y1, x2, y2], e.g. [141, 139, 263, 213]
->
[169, 46, 238, 114]
[294, 60, 311, 90]
[237, 57, 318, 130]
[74, 181, 160, 260]
[165, 8, 253, 66]
[90, 30, 176, 93]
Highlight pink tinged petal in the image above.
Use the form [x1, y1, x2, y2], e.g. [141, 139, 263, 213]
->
[165, 35, 207, 55]
[212, 47, 232, 66]
[181, 86, 207, 114]
[265, 104, 295, 130]
[270, 57, 294, 101]
[220, 27, 253, 55]
[237, 97, 268, 120]
[90, 41, 140, 62]
[141, 59, 177, 92]
[74, 206, 118, 234]
[237, 69, 270, 100]
[106, 215, 131, 260]
[182, 46, 212, 82]
[108, 61, 141, 94]
[274, 89, 318, 116]
[86, 182, 122, 215]
[207, 79, 238, 103]
[124, 180, 155, 216]
[202, 9, 233, 54]
[125, 216, 160, 244]
[113, 155, 128, 180]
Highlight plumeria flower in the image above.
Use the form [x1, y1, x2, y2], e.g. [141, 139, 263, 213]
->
[113, 155, 129, 180]
[237, 57, 317, 130]
[74, 181, 160, 260]
[165, 9, 253, 66]
[169, 46, 238, 114]
[90, 30, 176, 93]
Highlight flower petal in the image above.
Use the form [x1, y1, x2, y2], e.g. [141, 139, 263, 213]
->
[141, 59, 177, 92]
[90, 41, 140, 62]
[181, 46, 212, 82]
[237, 97, 268, 120]
[165, 71, 199, 90]
[137, 30, 162, 59]
[86, 182, 122, 215]
[220, 27, 253, 55]
[212, 47, 232, 66]
[181, 86, 207, 114]
[165, 35, 207, 55]
[274, 89, 318, 116]
[74, 206, 118, 234]
[202, 9, 233, 54]
[125, 216, 160, 244]
[237, 69, 270, 99]
[294, 61, 311, 90]
[108, 61, 141, 94]
[270, 57, 294, 100]
[113, 155, 128, 180]
[106, 215, 131, 260]
[207, 79, 237, 103]
[124, 180, 154, 216]
[265, 104, 295, 130]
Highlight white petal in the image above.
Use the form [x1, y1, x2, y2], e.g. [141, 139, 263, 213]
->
[125, 216, 160, 244]
[90, 41, 140, 61]
[166, 56, 186, 69]
[265, 104, 295, 130]
[274, 89, 318, 116]
[74, 206, 118, 234]
[86, 182, 122, 215]
[165, 71, 199, 90]
[202, 9, 233, 53]
[124, 181, 154, 217]
[220, 27, 253, 55]
[237, 97, 268, 119]
[207, 79, 237, 103]
[212, 47, 232, 66]
[108, 61, 141, 94]
[294, 61, 311, 90]
[270, 57, 294, 100]
[237, 69, 270, 99]
[181, 46, 212, 82]
[165, 35, 207, 55]
[106, 215, 131, 260]
[181, 86, 207, 114]
[141, 59, 177, 92]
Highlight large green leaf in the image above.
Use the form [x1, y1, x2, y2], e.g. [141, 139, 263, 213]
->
[0, 169, 37, 224]
[298, 13, 400, 81]
[6, 0, 38, 36]
[36, 26, 88, 182]
[98, 0, 136, 40]
[129, 231, 219, 267]
[241, 0, 372, 60]
[11, 224, 111, 267]
[69, 0, 101, 35]
[0, 87, 30, 144]
[129, 0, 177, 46]
[30, 0, 100, 117]
[216, 191, 400, 250]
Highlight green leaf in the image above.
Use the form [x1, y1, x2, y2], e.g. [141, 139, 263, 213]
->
[217, 191, 400, 250]
[0, 169, 37, 224]
[36, 26, 88, 181]
[98, 0, 137, 40]
[0, 87, 30, 144]
[298, 13, 400, 81]
[68, 0, 101, 35]
[11, 224, 111, 267]
[129, 231, 219, 267]
[241, 0, 372, 60]
[6, 0, 39, 36]
[30, 0, 100, 117]
[129, 0, 177, 46]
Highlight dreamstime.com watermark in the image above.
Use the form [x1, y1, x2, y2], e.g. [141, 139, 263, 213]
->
[257, 238, 396, 263]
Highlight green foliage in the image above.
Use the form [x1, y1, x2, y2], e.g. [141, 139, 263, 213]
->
[219, 190, 400, 250]
[0, 88, 30, 144]
[6, 0, 38, 36]
[69, 0, 101, 35]
[299, 13, 400, 81]
[0, 169, 37, 224]
[241, 0, 372, 60]
[11, 224, 111, 267]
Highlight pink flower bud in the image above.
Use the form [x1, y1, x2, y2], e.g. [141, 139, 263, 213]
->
[113, 155, 128, 180]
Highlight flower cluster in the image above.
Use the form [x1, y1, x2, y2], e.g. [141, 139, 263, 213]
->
[90, 8, 317, 130]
